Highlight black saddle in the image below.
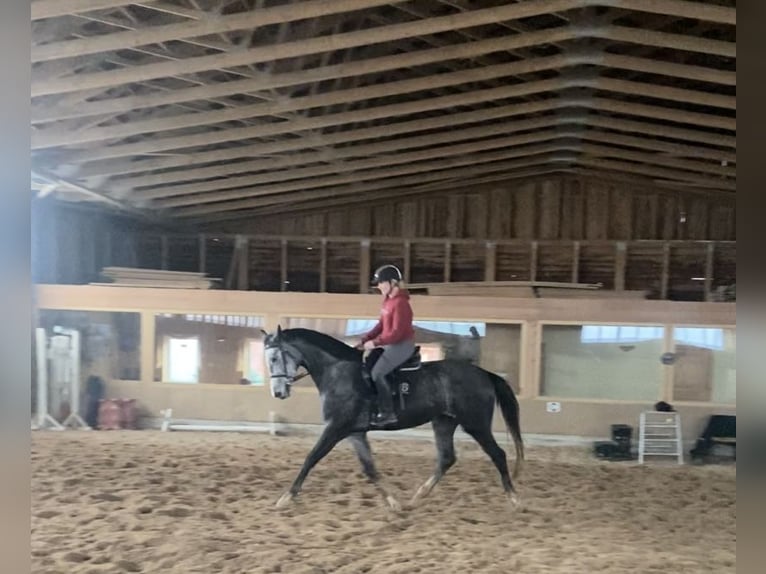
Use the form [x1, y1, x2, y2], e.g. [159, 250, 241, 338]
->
[362, 347, 422, 420]
[364, 346, 422, 379]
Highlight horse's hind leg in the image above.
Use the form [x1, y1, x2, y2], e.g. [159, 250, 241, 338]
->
[462, 425, 520, 507]
[347, 432, 401, 511]
[411, 416, 458, 505]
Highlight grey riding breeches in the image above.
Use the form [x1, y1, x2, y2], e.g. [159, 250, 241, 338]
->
[370, 339, 416, 384]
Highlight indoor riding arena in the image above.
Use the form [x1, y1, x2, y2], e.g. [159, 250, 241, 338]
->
[30, 1, 735, 573]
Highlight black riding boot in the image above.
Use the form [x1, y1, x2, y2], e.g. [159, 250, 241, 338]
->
[371, 375, 398, 427]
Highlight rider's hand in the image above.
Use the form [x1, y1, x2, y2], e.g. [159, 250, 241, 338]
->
[355, 342, 365, 350]
[363, 340, 376, 351]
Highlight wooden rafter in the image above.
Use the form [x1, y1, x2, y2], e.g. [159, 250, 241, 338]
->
[30, 0, 736, 219]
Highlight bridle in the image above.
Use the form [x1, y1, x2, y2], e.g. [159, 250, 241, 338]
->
[265, 340, 310, 386]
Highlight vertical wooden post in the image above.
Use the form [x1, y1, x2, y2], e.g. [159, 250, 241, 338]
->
[484, 241, 496, 282]
[237, 236, 249, 290]
[140, 311, 155, 384]
[160, 235, 169, 270]
[529, 241, 538, 282]
[102, 228, 113, 272]
[571, 240, 580, 283]
[129, 233, 138, 268]
[403, 240, 411, 283]
[198, 234, 207, 274]
[319, 238, 328, 293]
[662, 325, 675, 402]
[444, 241, 452, 283]
[660, 242, 671, 300]
[359, 240, 371, 294]
[524, 322, 543, 399]
[280, 238, 288, 292]
[704, 242, 715, 301]
[614, 241, 627, 291]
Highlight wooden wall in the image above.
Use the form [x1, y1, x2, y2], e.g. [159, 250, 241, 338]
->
[214, 175, 736, 241]
[32, 199, 161, 285]
[35, 285, 736, 441]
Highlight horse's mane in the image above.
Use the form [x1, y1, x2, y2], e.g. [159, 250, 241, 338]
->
[282, 328, 361, 362]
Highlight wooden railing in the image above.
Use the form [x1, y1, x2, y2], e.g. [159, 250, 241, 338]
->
[103, 232, 735, 302]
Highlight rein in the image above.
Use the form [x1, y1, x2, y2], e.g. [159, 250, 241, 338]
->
[288, 371, 310, 385]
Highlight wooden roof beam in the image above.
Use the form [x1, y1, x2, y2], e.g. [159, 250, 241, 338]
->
[156, 138, 579, 208]
[31, 26, 578, 124]
[45, 73, 735, 161]
[32, 53, 576, 148]
[171, 152, 581, 217]
[598, 0, 735, 26]
[145, 132, 733, 209]
[31, 0, 144, 21]
[118, 112, 734, 194]
[31, 0, 402, 63]
[200, 169, 576, 223]
[59, 93, 735, 180]
[170, 145, 735, 218]
[31, 0, 586, 96]
[164, 143, 736, 216]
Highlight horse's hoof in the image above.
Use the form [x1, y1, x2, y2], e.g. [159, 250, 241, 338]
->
[386, 495, 402, 512]
[507, 491, 521, 508]
[275, 492, 294, 509]
[410, 476, 436, 505]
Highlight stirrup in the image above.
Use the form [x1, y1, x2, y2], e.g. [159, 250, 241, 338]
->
[370, 412, 397, 428]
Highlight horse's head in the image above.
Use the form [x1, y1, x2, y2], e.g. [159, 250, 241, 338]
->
[262, 325, 302, 399]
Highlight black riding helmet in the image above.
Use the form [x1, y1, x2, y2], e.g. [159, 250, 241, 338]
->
[371, 264, 402, 285]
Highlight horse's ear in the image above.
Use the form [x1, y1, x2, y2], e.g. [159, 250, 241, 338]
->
[260, 329, 268, 336]
[276, 324, 283, 339]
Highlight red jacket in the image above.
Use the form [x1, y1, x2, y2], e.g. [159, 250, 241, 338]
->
[362, 290, 415, 346]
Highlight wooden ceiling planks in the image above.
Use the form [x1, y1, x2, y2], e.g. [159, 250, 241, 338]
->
[30, 0, 735, 221]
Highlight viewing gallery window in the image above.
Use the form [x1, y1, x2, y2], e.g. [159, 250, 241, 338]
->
[540, 324, 665, 401]
[37, 309, 141, 381]
[154, 314, 265, 385]
[281, 317, 521, 392]
[672, 326, 735, 404]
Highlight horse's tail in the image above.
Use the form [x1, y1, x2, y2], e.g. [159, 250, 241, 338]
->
[487, 371, 525, 479]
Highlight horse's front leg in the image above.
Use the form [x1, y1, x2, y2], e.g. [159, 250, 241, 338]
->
[348, 432, 401, 511]
[276, 423, 348, 508]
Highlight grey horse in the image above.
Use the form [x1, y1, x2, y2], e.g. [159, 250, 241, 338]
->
[263, 326, 524, 510]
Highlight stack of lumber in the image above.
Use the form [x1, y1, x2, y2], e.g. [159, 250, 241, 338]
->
[92, 267, 220, 289]
[407, 281, 648, 299]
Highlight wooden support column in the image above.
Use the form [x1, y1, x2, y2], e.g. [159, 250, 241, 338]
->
[571, 241, 580, 283]
[660, 242, 671, 300]
[139, 311, 155, 384]
[198, 234, 206, 273]
[704, 242, 715, 301]
[160, 235, 168, 270]
[661, 325, 675, 402]
[444, 241, 452, 283]
[523, 321, 543, 399]
[529, 241, 538, 282]
[359, 240, 371, 294]
[102, 228, 113, 270]
[403, 240, 411, 283]
[447, 195, 461, 239]
[223, 238, 240, 290]
[319, 238, 328, 293]
[280, 238, 288, 292]
[237, 236, 249, 290]
[484, 241, 496, 282]
[614, 241, 627, 291]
